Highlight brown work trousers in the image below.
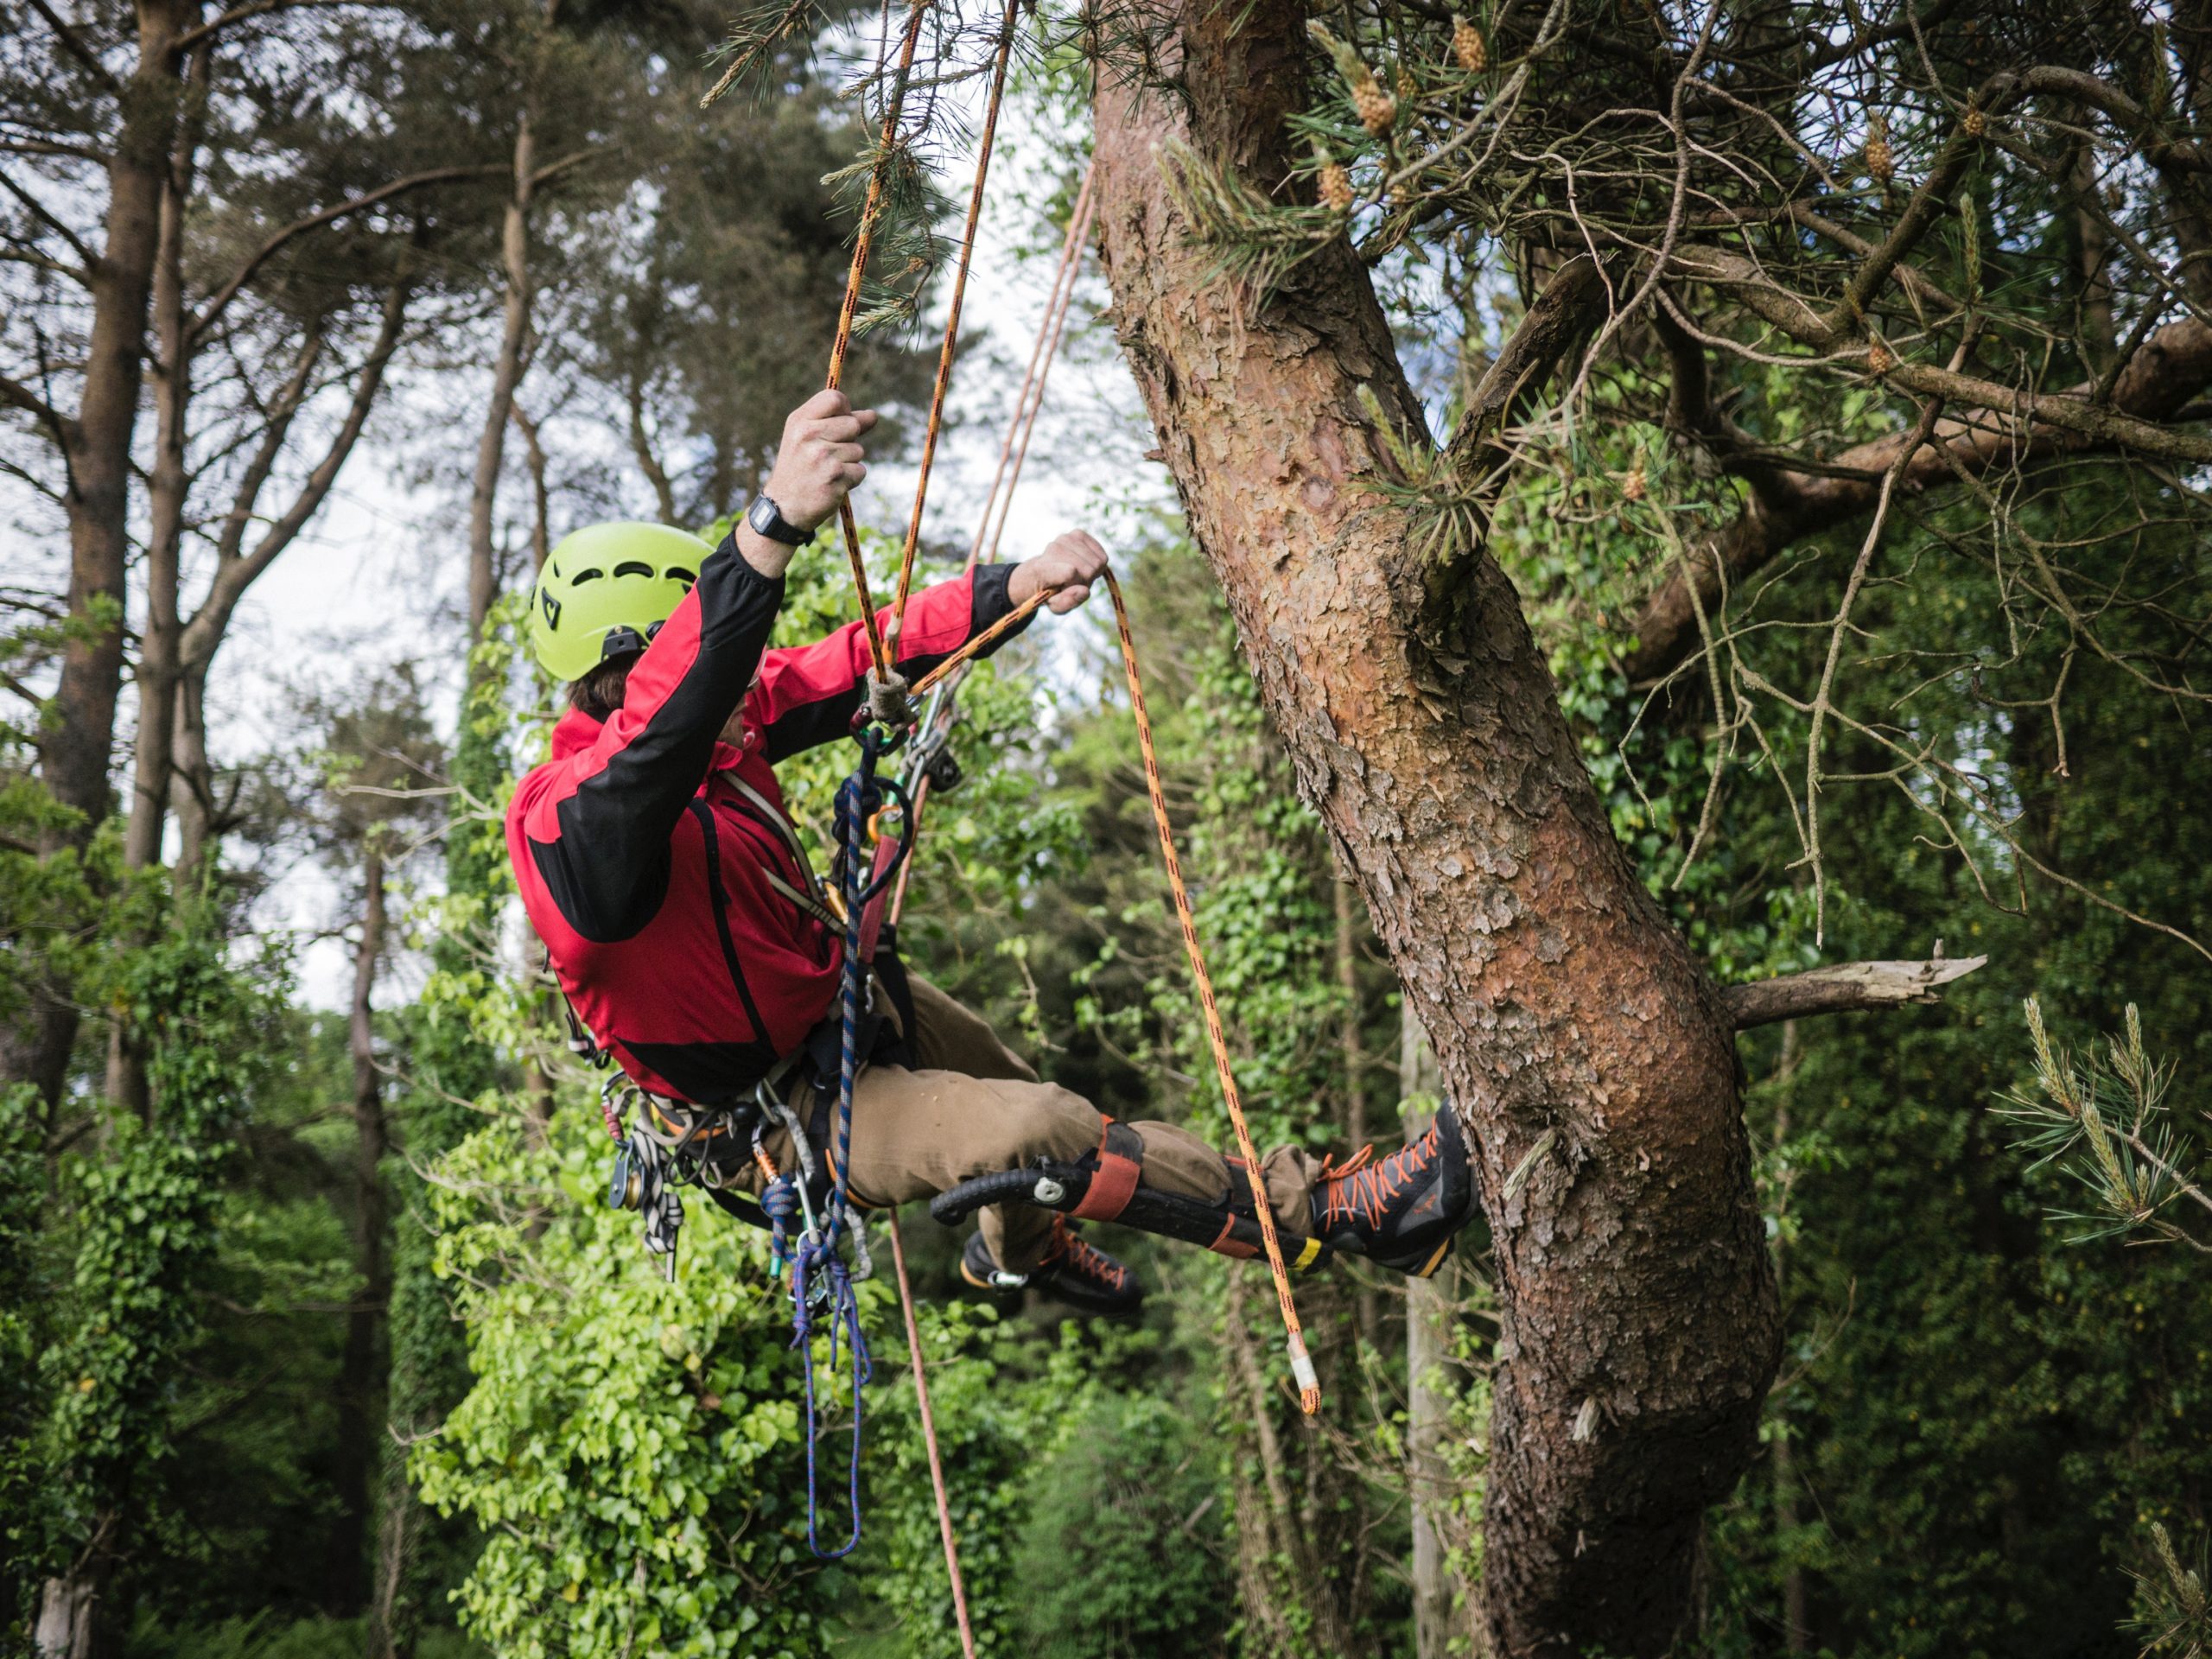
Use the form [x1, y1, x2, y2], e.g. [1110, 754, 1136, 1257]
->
[749, 976, 1321, 1272]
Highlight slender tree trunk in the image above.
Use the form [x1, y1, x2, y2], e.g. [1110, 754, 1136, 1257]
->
[171, 664, 213, 881]
[33, 1560, 100, 1659]
[467, 114, 537, 643]
[16, 0, 200, 1109]
[109, 55, 208, 1111]
[328, 847, 391, 1613]
[123, 39, 208, 875]
[512, 402, 551, 570]
[626, 373, 677, 522]
[1224, 1269, 1357, 1656]
[1403, 1011, 1460, 1658]
[1092, 13, 1779, 1653]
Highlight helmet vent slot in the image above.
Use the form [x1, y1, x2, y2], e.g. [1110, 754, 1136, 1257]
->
[569, 567, 603, 584]
[666, 567, 696, 586]
[612, 561, 655, 579]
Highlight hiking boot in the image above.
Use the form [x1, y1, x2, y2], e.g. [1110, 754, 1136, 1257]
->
[1310, 1112, 1476, 1277]
[960, 1218, 1144, 1315]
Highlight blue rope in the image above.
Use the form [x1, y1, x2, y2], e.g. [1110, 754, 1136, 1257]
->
[788, 730, 892, 1560]
[790, 1235, 872, 1557]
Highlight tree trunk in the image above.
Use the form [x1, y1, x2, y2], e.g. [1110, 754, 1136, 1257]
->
[16, 0, 200, 1108]
[1403, 1012, 1459, 1659]
[34, 1560, 100, 1659]
[171, 663, 213, 882]
[1767, 1023, 1810, 1654]
[1091, 13, 1780, 1655]
[123, 36, 209, 876]
[1224, 1268, 1357, 1656]
[109, 52, 209, 1111]
[327, 846, 391, 1613]
[467, 114, 537, 642]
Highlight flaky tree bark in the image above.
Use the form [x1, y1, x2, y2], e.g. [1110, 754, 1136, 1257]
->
[1092, 12, 1780, 1654]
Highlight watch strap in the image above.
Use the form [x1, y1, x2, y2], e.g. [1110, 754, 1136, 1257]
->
[747, 493, 814, 547]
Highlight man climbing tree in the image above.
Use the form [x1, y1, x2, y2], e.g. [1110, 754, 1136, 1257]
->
[506, 387, 1485, 1311]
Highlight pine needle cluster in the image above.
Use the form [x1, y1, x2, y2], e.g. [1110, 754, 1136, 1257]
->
[2000, 1000, 2210, 1253]
[2129, 1522, 2212, 1658]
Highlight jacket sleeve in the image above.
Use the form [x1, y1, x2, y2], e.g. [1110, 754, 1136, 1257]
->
[517, 532, 785, 942]
[752, 563, 1031, 763]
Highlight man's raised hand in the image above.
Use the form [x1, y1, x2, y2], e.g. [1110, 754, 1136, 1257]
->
[766, 389, 878, 531]
[1009, 531, 1109, 614]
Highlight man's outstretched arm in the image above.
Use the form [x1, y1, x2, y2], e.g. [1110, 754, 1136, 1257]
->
[515, 392, 876, 941]
[751, 531, 1110, 763]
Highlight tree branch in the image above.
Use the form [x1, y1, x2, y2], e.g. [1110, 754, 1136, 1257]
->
[1624, 314, 2212, 683]
[172, 0, 398, 52]
[190, 165, 499, 343]
[1725, 954, 1988, 1031]
[25, 0, 121, 92]
[0, 371, 71, 436]
[186, 279, 410, 664]
[1446, 254, 1605, 467]
[0, 168, 98, 282]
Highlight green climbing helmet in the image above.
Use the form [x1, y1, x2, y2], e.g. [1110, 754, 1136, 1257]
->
[530, 521, 709, 681]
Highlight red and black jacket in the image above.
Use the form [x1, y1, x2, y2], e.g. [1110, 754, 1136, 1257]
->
[506, 531, 1032, 1108]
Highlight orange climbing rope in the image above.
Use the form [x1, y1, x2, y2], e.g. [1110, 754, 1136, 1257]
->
[889, 168, 1096, 927]
[887, 0, 1021, 637]
[1102, 571, 1321, 1414]
[887, 1214, 977, 1657]
[823, 0, 930, 682]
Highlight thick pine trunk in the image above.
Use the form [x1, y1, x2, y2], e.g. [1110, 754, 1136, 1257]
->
[1091, 11, 1780, 1654]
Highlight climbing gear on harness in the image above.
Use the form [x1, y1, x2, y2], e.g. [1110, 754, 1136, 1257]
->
[959, 1219, 1144, 1315]
[528, 521, 709, 680]
[1310, 1112, 1477, 1278]
[606, 1124, 684, 1279]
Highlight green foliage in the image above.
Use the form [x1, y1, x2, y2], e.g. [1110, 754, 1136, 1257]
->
[1008, 1392, 1230, 1659]
[414, 1100, 842, 1658]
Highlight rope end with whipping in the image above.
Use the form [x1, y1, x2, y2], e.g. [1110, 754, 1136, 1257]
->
[1289, 1333, 1320, 1415]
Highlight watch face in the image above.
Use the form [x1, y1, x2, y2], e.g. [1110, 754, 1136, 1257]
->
[750, 496, 802, 543]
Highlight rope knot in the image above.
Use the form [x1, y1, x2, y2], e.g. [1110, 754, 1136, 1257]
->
[866, 669, 914, 730]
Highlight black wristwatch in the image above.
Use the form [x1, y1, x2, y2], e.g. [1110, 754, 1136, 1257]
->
[745, 493, 816, 547]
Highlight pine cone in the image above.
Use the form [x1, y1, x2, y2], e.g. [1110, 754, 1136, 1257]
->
[1864, 113, 1893, 186]
[1961, 106, 1986, 139]
[1452, 15, 1487, 72]
[1866, 335, 1894, 374]
[1353, 70, 1399, 137]
[1396, 66, 1417, 105]
[1624, 460, 1647, 503]
[1320, 161, 1354, 213]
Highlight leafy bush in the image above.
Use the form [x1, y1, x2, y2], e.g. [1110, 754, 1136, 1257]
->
[1009, 1393, 1230, 1659]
